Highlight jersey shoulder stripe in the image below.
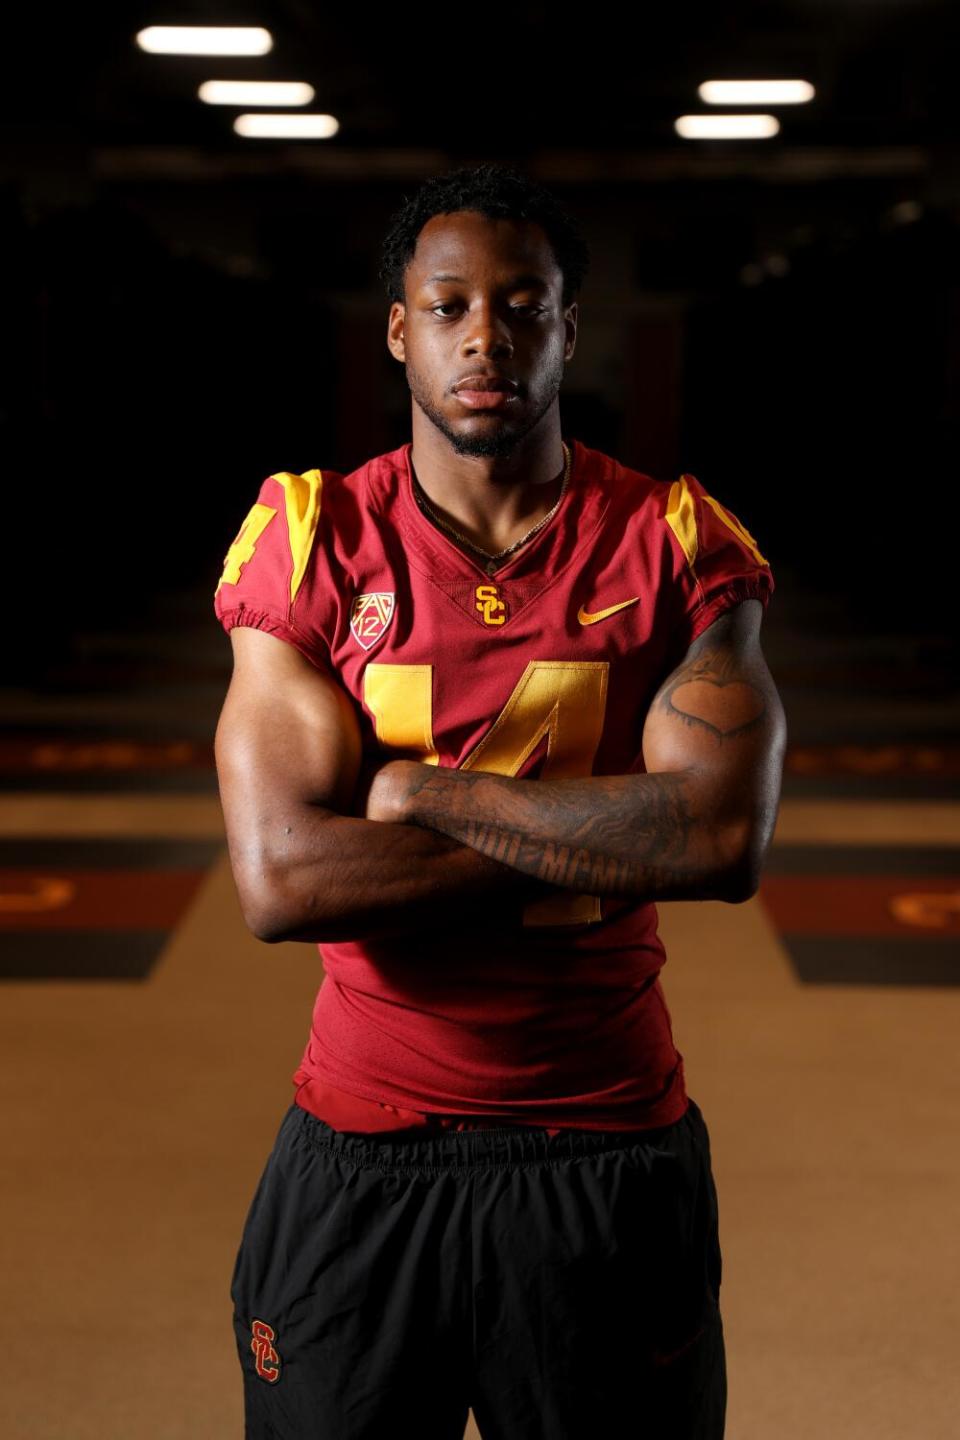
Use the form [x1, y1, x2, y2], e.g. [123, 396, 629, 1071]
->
[214, 468, 324, 608]
[664, 471, 769, 574]
[270, 468, 324, 605]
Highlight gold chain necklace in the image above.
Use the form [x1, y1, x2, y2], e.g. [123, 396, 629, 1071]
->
[411, 442, 571, 577]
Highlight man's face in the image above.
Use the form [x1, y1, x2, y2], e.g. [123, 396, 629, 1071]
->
[387, 210, 577, 458]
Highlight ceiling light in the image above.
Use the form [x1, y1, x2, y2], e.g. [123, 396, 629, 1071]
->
[199, 81, 315, 106]
[675, 114, 780, 140]
[234, 113, 340, 139]
[699, 80, 814, 105]
[135, 26, 273, 56]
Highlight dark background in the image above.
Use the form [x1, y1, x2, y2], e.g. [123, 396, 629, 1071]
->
[2, 2, 958, 680]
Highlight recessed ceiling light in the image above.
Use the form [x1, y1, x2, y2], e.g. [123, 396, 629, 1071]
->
[233, 113, 340, 139]
[199, 81, 315, 107]
[699, 80, 814, 105]
[675, 114, 780, 140]
[135, 26, 273, 56]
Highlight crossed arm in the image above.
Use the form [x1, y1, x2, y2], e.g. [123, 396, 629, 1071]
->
[214, 599, 786, 944]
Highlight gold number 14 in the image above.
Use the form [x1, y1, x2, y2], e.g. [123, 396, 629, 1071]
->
[364, 660, 609, 927]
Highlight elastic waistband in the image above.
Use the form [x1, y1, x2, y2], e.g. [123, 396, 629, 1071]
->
[288, 1097, 698, 1172]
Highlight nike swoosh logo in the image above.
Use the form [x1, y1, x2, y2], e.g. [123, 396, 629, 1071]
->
[577, 597, 640, 626]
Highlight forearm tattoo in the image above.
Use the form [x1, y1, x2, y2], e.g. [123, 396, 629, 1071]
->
[400, 609, 775, 903]
[402, 766, 726, 901]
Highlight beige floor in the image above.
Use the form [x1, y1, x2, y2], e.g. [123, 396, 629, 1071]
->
[1, 794, 957, 1439]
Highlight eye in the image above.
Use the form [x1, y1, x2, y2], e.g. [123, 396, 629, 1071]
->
[429, 301, 544, 317]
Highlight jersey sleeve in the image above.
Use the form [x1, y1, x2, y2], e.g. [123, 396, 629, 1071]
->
[663, 471, 774, 652]
[213, 468, 334, 672]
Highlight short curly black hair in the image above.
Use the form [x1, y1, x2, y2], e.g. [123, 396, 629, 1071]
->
[378, 162, 590, 309]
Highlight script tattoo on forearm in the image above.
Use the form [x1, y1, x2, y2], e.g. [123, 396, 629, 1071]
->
[399, 609, 772, 902]
[401, 766, 725, 900]
[462, 770, 710, 894]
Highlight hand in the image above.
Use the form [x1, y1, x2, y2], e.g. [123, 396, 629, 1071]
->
[364, 759, 431, 823]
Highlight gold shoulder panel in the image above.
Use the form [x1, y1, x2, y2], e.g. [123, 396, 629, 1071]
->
[664, 474, 699, 573]
[268, 468, 324, 605]
[700, 491, 769, 567]
[664, 473, 769, 573]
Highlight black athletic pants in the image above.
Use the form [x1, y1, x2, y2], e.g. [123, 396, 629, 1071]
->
[231, 1097, 726, 1438]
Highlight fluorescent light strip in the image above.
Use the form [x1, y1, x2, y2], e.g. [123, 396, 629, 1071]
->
[136, 26, 273, 56]
[234, 113, 339, 139]
[699, 80, 814, 105]
[676, 114, 780, 140]
[200, 81, 315, 106]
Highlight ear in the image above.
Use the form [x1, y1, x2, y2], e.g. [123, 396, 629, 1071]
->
[387, 301, 406, 363]
[563, 300, 578, 362]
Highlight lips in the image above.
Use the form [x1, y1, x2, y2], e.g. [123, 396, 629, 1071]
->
[452, 374, 518, 393]
[451, 373, 520, 410]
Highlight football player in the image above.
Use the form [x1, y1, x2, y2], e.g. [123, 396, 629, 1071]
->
[215, 162, 786, 1439]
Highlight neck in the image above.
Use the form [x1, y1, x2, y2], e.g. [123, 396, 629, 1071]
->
[409, 412, 567, 557]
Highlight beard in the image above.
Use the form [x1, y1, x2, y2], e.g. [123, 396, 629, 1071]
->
[405, 354, 565, 459]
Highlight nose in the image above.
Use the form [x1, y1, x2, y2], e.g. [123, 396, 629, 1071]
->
[462, 301, 514, 359]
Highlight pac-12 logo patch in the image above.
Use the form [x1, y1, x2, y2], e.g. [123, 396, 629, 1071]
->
[251, 1318, 281, 1383]
[350, 592, 395, 650]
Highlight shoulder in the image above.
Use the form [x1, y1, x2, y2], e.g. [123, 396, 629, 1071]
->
[212, 445, 409, 666]
[660, 470, 771, 575]
[580, 444, 767, 558]
[253, 444, 402, 535]
[657, 470, 774, 652]
[213, 466, 336, 617]
[575, 439, 674, 522]
[580, 445, 774, 648]
[214, 445, 406, 607]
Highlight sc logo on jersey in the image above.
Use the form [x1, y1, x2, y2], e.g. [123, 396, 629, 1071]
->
[475, 585, 507, 627]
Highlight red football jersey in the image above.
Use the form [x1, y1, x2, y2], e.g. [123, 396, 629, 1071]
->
[214, 437, 774, 1131]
